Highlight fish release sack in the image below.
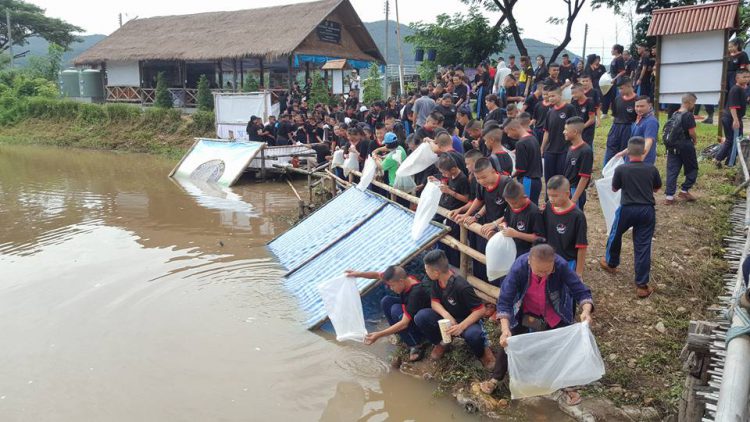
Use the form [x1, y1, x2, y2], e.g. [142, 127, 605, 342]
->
[317, 275, 367, 342]
[601, 156, 624, 179]
[595, 177, 621, 235]
[411, 181, 441, 241]
[507, 322, 605, 399]
[343, 151, 360, 177]
[396, 142, 438, 178]
[486, 232, 517, 281]
[599, 73, 613, 95]
[331, 149, 345, 167]
[357, 157, 377, 191]
[393, 174, 417, 193]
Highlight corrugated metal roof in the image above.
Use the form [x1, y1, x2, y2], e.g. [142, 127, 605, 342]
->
[268, 188, 447, 329]
[647, 0, 739, 36]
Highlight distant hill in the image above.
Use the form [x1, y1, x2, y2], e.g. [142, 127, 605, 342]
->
[364, 20, 579, 65]
[13, 34, 106, 68]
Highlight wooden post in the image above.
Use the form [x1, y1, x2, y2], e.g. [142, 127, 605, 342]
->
[232, 58, 238, 93]
[459, 225, 470, 275]
[240, 59, 244, 89]
[218, 60, 224, 90]
[260, 147, 266, 180]
[305, 61, 310, 84]
[678, 320, 717, 421]
[259, 57, 265, 88]
[288, 55, 294, 90]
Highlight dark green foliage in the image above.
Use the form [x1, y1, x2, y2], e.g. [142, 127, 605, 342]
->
[142, 107, 181, 132]
[242, 74, 260, 92]
[307, 71, 331, 106]
[154, 72, 172, 109]
[362, 63, 383, 104]
[406, 7, 508, 66]
[103, 103, 142, 123]
[76, 103, 107, 125]
[0, 0, 83, 52]
[197, 74, 213, 111]
[189, 110, 215, 135]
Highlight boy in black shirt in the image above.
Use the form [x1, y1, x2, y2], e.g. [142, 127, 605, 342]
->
[543, 62, 564, 89]
[275, 114, 295, 146]
[414, 250, 495, 369]
[505, 117, 542, 205]
[604, 77, 637, 164]
[498, 180, 544, 257]
[541, 85, 577, 182]
[601, 136, 662, 299]
[484, 126, 514, 176]
[716, 69, 750, 167]
[346, 266, 430, 362]
[433, 154, 470, 267]
[570, 84, 596, 149]
[665, 93, 698, 205]
[263, 116, 277, 145]
[543, 176, 588, 278]
[602, 44, 627, 115]
[246, 116, 263, 142]
[562, 117, 594, 210]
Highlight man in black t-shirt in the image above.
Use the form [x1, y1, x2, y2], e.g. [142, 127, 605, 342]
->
[570, 84, 596, 149]
[483, 127, 514, 176]
[498, 180, 544, 257]
[435, 94, 458, 133]
[635, 45, 655, 99]
[665, 93, 698, 205]
[543, 176, 588, 278]
[434, 154, 470, 267]
[602, 44, 627, 115]
[541, 86, 577, 182]
[346, 266, 430, 362]
[601, 137, 661, 299]
[562, 117, 594, 210]
[604, 77, 637, 164]
[263, 116, 277, 145]
[506, 117, 542, 205]
[716, 70, 750, 166]
[414, 250, 495, 369]
[275, 114, 295, 145]
[559, 54, 576, 84]
[543, 62, 565, 89]
[246, 116, 263, 142]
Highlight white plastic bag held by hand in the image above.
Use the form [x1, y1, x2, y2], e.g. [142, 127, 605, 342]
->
[595, 177, 621, 235]
[599, 73, 613, 95]
[601, 156, 624, 178]
[393, 174, 417, 193]
[486, 233, 516, 281]
[357, 157, 377, 191]
[343, 151, 359, 177]
[411, 181, 441, 241]
[507, 322, 605, 399]
[317, 275, 367, 342]
[331, 149, 345, 167]
[396, 142, 438, 177]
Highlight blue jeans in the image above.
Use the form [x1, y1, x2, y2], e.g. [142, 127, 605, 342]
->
[571, 186, 587, 211]
[605, 205, 656, 286]
[519, 176, 542, 206]
[380, 296, 423, 347]
[717, 113, 743, 166]
[414, 308, 488, 357]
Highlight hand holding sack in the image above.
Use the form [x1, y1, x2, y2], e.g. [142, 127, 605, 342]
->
[411, 181, 442, 241]
[317, 275, 367, 342]
[396, 143, 438, 178]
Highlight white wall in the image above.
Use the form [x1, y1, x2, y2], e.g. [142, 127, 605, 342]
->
[659, 30, 724, 105]
[106, 61, 140, 86]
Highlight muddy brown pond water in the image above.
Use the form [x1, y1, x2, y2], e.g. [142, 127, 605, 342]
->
[0, 144, 571, 421]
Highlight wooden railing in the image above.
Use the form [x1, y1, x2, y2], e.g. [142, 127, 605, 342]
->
[105, 86, 200, 107]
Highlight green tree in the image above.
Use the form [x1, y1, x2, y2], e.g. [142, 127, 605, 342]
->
[362, 63, 383, 104]
[417, 61, 438, 84]
[307, 71, 331, 106]
[154, 72, 172, 108]
[26, 43, 64, 81]
[242, 74, 259, 92]
[405, 7, 508, 66]
[196, 74, 213, 111]
[0, 0, 83, 52]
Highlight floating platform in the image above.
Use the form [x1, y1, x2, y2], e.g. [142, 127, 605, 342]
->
[268, 187, 448, 329]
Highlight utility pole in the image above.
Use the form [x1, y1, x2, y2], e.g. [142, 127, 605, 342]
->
[118, 13, 123, 27]
[6, 9, 13, 69]
[394, 0, 405, 96]
[383, 1, 389, 99]
[582, 23, 588, 60]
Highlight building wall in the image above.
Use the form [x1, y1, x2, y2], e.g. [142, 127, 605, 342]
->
[659, 30, 724, 105]
[294, 9, 376, 62]
[106, 60, 140, 86]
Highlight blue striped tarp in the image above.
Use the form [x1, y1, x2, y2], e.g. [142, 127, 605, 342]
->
[268, 188, 447, 329]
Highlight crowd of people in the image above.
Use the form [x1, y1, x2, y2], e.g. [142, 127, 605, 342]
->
[245, 41, 748, 403]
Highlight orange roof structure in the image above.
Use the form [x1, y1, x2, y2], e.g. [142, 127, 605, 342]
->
[647, 0, 740, 36]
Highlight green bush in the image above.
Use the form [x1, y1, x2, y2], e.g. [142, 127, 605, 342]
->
[77, 103, 108, 125]
[189, 110, 215, 134]
[196, 74, 213, 111]
[142, 107, 182, 133]
[154, 72, 172, 109]
[104, 103, 142, 123]
[24, 97, 80, 120]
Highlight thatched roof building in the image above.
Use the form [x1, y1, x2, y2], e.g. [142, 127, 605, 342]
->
[72, 0, 382, 106]
[75, 0, 383, 64]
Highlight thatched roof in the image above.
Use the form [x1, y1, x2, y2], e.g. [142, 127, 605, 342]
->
[74, 0, 383, 65]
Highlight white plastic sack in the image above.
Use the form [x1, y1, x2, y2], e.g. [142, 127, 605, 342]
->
[486, 233, 517, 281]
[599, 73, 613, 95]
[411, 181, 441, 241]
[601, 156, 624, 178]
[331, 149, 345, 167]
[396, 142, 438, 178]
[317, 275, 367, 342]
[595, 177, 621, 235]
[393, 174, 417, 193]
[507, 322, 605, 399]
[343, 151, 359, 177]
[357, 157, 377, 191]
[561, 85, 572, 102]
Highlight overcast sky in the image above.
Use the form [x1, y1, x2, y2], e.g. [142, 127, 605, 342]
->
[26, 0, 630, 61]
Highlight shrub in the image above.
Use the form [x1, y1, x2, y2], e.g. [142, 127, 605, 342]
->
[154, 72, 172, 108]
[242, 74, 260, 92]
[362, 62, 384, 104]
[103, 103, 142, 123]
[77, 103, 108, 125]
[189, 110, 215, 135]
[142, 107, 182, 133]
[196, 74, 213, 111]
[24, 97, 80, 120]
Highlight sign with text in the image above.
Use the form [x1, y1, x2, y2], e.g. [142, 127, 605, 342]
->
[317, 20, 341, 44]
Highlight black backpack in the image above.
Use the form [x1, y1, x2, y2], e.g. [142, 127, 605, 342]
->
[662, 112, 687, 149]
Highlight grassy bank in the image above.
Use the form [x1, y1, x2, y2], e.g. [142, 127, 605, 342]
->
[0, 98, 214, 159]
